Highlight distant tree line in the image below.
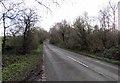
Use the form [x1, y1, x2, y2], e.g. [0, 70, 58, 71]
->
[49, 1, 120, 60]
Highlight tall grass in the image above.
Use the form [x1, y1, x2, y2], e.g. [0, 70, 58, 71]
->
[2, 44, 43, 81]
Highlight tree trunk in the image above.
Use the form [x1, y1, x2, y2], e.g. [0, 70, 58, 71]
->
[2, 13, 6, 55]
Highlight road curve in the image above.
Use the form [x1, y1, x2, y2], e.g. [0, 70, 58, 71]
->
[43, 43, 119, 81]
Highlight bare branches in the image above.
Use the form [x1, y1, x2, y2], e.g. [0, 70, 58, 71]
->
[0, 1, 8, 10]
[35, 0, 61, 13]
[98, 1, 117, 30]
[108, 1, 117, 30]
[109, 1, 117, 12]
[51, 0, 60, 7]
[35, 0, 52, 12]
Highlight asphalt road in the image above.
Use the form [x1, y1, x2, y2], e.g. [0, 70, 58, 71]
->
[43, 43, 119, 81]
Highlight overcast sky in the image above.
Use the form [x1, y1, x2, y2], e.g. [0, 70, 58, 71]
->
[38, 0, 119, 31]
[0, 0, 119, 35]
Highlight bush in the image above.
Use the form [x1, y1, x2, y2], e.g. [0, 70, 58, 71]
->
[103, 46, 120, 60]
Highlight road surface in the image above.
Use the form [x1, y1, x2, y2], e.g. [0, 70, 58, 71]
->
[43, 43, 119, 81]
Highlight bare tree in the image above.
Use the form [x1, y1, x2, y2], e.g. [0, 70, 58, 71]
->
[0, 1, 23, 54]
[109, 1, 117, 30]
[98, 1, 117, 30]
[18, 8, 38, 54]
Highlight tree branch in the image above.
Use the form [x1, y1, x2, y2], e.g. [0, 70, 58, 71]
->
[35, 0, 52, 12]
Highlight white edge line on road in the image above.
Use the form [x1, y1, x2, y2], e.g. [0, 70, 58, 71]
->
[41, 54, 46, 81]
[95, 61, 104, 64]
[67, 56, 89, 68]
[67, 56, 116, 81]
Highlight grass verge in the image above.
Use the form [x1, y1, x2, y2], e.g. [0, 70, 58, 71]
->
[71, 50, 120, 65]
[55, 44, 120, 65]
[2, 44, 43, 81]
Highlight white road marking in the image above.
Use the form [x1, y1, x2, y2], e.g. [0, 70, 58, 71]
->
[67, 56, 89, 68]
[95, 61, 100, 62]
[95, 61, 103, 64]
[41, 54, 46, 81]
